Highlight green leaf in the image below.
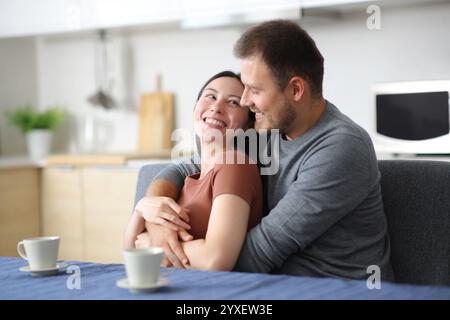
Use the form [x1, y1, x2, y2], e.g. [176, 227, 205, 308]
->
[4, 104, 66, 133]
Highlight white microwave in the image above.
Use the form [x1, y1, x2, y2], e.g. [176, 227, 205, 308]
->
[372, 80, 450, 154]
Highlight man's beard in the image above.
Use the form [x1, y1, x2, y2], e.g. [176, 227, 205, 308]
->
[254, 101, 296, 133]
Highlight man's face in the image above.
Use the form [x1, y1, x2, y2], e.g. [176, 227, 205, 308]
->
[240, 55, 296, 132]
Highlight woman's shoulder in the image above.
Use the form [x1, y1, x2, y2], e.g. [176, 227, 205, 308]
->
[210, 150, 262, 203]
[210, 150, 261, 190]
[213, 150, 258, 171]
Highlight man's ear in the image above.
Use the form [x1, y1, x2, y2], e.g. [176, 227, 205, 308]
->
[287, 76, 305, 102]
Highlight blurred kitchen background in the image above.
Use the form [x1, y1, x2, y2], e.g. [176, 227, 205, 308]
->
[1, 0, 449, 263]
[1, 0, 449, 157]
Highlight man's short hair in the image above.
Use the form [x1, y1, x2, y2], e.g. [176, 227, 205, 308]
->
[234, 19, 324, 97]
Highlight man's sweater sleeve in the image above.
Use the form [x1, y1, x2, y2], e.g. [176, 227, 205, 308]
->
[152, 155, 201, 193]
[234, 134, 373, 273]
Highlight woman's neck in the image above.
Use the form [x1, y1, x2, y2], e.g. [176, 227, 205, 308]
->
[199, 140, 225, 179]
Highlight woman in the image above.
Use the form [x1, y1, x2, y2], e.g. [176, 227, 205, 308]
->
[124, 71, 262, 271]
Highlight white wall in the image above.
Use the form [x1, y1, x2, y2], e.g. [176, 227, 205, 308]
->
[1, 1, 449, 155]
[129, 28, 242, 150]
[36, 27, 242, 153]
[0, 37, 38, 155]
[307, 1, 450, 133]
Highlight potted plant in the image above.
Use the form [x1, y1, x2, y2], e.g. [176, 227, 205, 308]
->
[5, 104, 65, 161]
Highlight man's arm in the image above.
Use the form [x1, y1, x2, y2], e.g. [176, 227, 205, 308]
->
[123, 210, 146, 249]
[144, 179, 189, 267]
[234, 134, 373, 273]
[124, 156, 198, 250]
[151, 155, 201, 194]
[124, 179, 182, 251]
[141, 156, 200, 267]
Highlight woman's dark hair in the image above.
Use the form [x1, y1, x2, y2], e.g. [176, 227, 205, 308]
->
[234, 20, 324, 97]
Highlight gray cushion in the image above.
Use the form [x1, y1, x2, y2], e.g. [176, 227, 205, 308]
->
[135, 160, 450, 286]
[379, 160, 450, 286]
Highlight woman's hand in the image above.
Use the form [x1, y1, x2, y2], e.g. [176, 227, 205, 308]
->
[134, 229, 194, 250]
[135, 196, 191, 232]
[134, 231, 152, 249]
[134, 229, 193, 268]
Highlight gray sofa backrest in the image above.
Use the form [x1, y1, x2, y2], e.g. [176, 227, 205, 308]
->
[378, 160, 449, 286]
[135, 160, 450, 286]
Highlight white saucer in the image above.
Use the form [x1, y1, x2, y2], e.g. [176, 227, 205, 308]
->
[19, 263, 68, 276]
[116, 277, 169, 293]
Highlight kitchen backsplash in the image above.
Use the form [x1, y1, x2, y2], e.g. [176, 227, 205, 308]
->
[70, 108, 138, 153]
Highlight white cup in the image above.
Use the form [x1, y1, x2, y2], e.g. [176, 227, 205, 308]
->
[17, 236, 60, 271]
[123, 247, 163, 286]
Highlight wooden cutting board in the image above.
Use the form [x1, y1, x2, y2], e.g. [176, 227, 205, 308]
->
[138, 76, 174, 153]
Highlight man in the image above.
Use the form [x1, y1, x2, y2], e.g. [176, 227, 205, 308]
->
[134, 20, 394, 281]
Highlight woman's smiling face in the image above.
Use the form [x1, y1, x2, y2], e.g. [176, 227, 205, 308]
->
[193, 76, 249, 142]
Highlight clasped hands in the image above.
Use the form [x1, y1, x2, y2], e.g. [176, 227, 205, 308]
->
[133, 196, 193, 268]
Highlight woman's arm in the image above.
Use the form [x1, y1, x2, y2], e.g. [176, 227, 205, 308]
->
[181, 194, 251, 271]
[123, 210, 145, 249]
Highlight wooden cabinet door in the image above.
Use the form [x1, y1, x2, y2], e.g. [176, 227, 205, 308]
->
[0, 167, 40, 257]
[82, 168, 138, 263]
[41, 168, 83, 260]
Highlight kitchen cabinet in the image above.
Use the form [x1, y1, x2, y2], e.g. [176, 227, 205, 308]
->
[0, 154, 161, 262]
[0, 0, 80, 38]
[0, 0, 377, 38]
[40, 168, 84, 261]
[0, 166, 40, 257]
[0, 0, 181, 38]
[82, 168, 137, 263]
[40, 165, 138, 263]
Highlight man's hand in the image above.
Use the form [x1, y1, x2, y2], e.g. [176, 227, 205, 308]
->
[136, 180, 193, 267]
[133, 195, 193, 268]
[135, 196, 191, 231]
[139, 224, 192, 268]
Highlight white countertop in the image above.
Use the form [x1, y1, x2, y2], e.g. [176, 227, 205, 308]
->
[0, 156, 46, 169]
[0, 155, 172, 170]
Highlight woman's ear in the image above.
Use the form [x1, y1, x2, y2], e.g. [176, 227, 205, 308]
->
[288, 76, 305, 102]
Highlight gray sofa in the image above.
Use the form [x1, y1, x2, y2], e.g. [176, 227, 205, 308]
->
[134, 160, 450, 286]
